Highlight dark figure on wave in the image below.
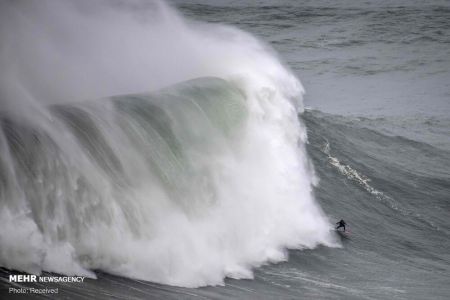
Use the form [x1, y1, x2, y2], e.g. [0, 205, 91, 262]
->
[336, 219, 347, 232]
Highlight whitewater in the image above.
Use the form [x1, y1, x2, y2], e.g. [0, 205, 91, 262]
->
[0, 0, 335, 287]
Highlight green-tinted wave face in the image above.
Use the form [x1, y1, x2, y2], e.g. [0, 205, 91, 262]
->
[113, 77, 248, 141]
[109, 77, 248, 209]
[156, 77, 248, 138]
[3, 77, 249, 220]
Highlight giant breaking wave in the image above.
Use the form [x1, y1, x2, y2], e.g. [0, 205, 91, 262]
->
[0, 0, 334, 287]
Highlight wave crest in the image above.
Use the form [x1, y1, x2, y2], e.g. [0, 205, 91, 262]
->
[0, 0, 334, 287]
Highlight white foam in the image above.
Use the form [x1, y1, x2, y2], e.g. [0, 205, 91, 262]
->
[0, 0, 336, 287]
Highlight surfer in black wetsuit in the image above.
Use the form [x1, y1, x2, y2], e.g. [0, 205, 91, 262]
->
[336, 219, 346, 232]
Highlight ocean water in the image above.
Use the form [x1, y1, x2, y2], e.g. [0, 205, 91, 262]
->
[1, 0, 450, 299]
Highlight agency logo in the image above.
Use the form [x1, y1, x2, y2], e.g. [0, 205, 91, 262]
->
[9, 275, 86, 283]
[7, 274, 86, 295]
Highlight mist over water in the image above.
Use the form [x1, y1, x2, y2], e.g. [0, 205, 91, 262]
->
[0, 0, 335, 287]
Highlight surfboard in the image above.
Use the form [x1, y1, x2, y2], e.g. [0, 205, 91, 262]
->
[335, 229, 350, 238]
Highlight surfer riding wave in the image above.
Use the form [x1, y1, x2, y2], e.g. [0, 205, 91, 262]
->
[336, 219, 347, 232]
